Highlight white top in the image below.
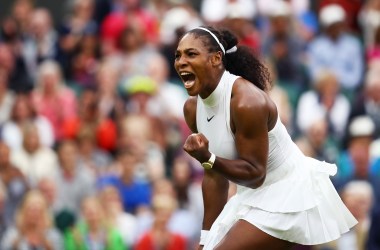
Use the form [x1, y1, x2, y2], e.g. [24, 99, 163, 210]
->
[196, 71, 357, 247]
[196, 70, 301, 179]
[296, 90, 350, 137]
[10, 147, 59, 187]
[196, 71, 239, 161]
[1, 116, 55, 150]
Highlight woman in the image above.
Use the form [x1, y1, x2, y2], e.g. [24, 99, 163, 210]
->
[0, 190, 63, 250]
[174, 26, 357, 249]
[1, 93, 54, 151]
[134, 194, 187, 250]
[296, 69, 350, 141]
[32, 60, 77, 141]
[64, 195, 126, 250]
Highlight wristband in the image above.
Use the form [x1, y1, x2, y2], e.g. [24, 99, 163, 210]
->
[199, 230, 209, 246]
[201, 153, 216, 170]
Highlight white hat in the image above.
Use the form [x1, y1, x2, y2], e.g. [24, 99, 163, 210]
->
[227, 2, 256, 20]
[268, 0, 292, 17]
[349, 116, 375, 138]
[319, 4, 346, 27]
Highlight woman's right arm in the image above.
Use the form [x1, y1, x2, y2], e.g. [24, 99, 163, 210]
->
[183, 98, 229, 248]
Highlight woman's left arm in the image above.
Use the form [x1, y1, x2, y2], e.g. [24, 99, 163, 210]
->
[184, 80, 275, 189]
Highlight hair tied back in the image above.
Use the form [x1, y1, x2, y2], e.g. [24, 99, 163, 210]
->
[226, 46, 237, 54]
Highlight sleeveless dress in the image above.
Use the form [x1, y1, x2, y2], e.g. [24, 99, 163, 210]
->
[196, 70, 357, 248]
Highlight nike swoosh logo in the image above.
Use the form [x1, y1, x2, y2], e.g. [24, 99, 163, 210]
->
[207, 115, 215, 122]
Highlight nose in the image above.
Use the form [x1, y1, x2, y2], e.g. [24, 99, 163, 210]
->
[175, 55, 187, 69]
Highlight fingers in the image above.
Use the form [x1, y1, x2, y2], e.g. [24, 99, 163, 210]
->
[183, 133, 207, 151]
[183, 133, 209, 161]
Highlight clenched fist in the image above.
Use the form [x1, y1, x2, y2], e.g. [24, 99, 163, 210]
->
[183, 133, 211, 163]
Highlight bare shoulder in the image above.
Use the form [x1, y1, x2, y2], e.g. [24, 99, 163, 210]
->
[183, 96, 198, 133]
[231, 78, 277, 131]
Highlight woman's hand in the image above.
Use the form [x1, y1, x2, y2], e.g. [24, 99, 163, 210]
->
[183, 133, 211, 163]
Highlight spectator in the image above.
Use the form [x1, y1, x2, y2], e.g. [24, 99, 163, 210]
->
[348, 67, 380, 139]
[10, 0, 35, 36]
[0, 190, 63, 250]
[76, 126, 113, 177]
[98, 148, 152, 215]
[135, 177, 200, 249]
[99, 0, 159, 58]
[1, 93, 54, 151]
[56, 0, 97, 83]
[295, 118, 340, 164]
[37, 177, 76, 234]
[31, 60, 77, 141]
[10, 122, 58, 187]
[37, 177, 59, 215]
[171, 155, 203, 220]
[200, 0, 256, 25]
[99, 185, 138, 248]
[0, 68, 14, 125]
[334, 116, 380, 208]
[222, 3, 261, 50]
[95, 58, 125, 121]
[21, 8, 59, 81]
[318, 0, 363, 34]
[0, 42, 32, 93]
[116, 114, 166, 181]
[307, 4, 364, 94]
[64, 195, 126, 250]
[0, 141, 28, 226]
[358, 0, 380, 61]
[170, 156, 203, 248]
[61, 86, 117, 153]
[69, 32, 101, 88]
[61, 0, 97, 38]
[119, 23, 161, 80]
[53, 140, 96, 217]
[296, 69, 351, 141]
[135, 193, 187, 250]
[262, 1, 309, 104]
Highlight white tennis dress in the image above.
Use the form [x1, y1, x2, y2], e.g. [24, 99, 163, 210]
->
[196, 70, 357, 248]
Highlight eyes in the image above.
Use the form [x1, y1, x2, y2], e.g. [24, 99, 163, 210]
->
[174, 50, 198, 61]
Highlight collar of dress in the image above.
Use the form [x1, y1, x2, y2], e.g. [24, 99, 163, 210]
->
[201, 70, 228, 108]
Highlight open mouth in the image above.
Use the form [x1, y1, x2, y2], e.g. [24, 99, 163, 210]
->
[180, 72, 196, 89]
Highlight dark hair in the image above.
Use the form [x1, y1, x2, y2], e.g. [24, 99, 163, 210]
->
[188, 26, 272, 91]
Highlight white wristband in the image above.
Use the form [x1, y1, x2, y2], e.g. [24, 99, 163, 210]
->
[199, 230, 209, 246]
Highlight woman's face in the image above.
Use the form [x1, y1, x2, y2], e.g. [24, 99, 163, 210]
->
[82, 199, 103, 226]
[41, 72, 59, 93]
[13, 97, 31, 121]
[23, 197, 46, 225]
[174, 33, 215, 97]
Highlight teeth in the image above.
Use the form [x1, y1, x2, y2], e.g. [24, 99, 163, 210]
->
[180, 72, 191, 76]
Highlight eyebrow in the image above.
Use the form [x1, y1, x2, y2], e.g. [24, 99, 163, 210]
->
[176, 48, 198, 54]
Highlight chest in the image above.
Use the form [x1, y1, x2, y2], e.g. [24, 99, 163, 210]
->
[197, 103, 237, 160]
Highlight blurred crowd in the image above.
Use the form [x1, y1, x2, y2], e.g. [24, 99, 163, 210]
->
[0, 0, 379, 249]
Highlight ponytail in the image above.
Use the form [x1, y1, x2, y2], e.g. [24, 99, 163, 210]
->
[225, 45, 272, 91]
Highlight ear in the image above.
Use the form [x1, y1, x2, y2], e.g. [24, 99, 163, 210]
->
[211, 51, 223, 67]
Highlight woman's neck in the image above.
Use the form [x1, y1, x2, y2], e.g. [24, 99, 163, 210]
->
[200, 69, 225, 100]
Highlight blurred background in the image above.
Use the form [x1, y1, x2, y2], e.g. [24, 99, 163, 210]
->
[0, 0, 379, 249]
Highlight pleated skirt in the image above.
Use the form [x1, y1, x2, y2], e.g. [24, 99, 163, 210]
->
[203, 156, 358, 249]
